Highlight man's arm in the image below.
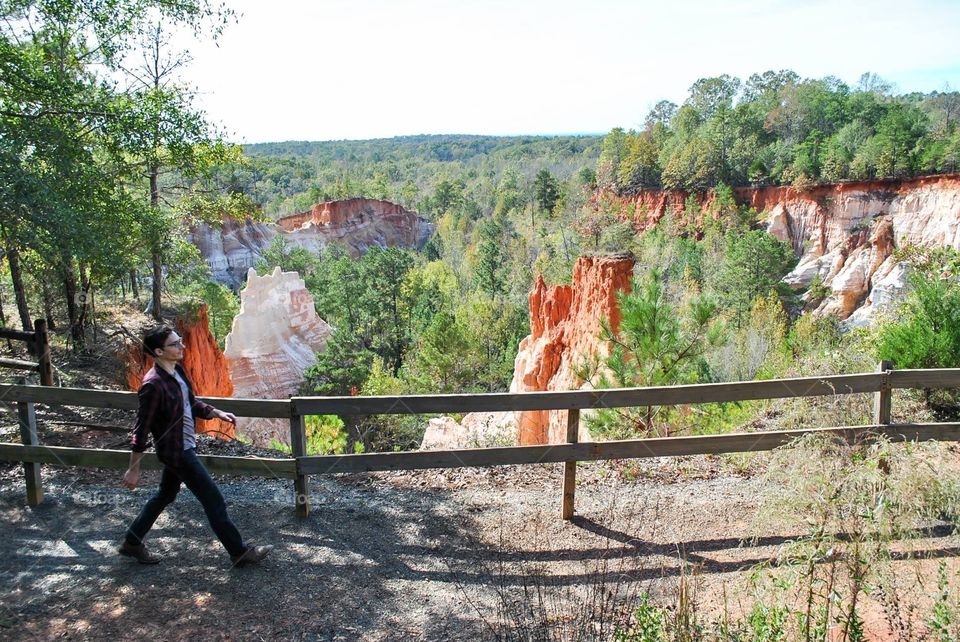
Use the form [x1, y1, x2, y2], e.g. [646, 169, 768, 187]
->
[122, 451, 144, 489]
[210, 407, 237, 425]
[131, 382, 158, 453]
[124, 382, 158, 489]
[190, 389, 236, 425]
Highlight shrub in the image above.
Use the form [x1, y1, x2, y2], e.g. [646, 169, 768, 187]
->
[877, 272, 960, 370]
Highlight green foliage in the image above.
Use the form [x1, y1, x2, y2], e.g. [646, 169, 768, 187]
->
[176, 280, 238, 348]
[615, 594, 664, 641]
[0, 0, 240, 338]
[304, 415, 348, 455]
[229, 134, 601, 220]
[303, 245, 417, 396]
[927, 562, 960, 641]
[752, 435, 960, 640]
[355, 358, 423, 452]
[474, 217, 509, 296]
[599, 70, 957, 193]
[406, 289, 527, 394]
[710, 230, 797, 325]
[253, 235, 320, 277]
[708, 293, 790, 383]
[591, 269, 723, 436]
[163, 240, 238, 346]
[532, 168, 561, 214]
[406, 310, 472, 392]
[306, 330, 375, 396]
[876, 254, 960, 370]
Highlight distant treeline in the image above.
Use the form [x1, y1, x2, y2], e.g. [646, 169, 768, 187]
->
[598, 71, 960, 194]
[221, 134, 602, 218]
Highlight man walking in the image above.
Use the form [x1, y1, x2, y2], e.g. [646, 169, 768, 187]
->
[119, 325, 272, 566]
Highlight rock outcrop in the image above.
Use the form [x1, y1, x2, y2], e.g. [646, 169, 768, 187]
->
[224, 267, 333, 446]
[512, 254, 635, 444]
[125, 305, 236, 439]
[421, 254, 635, 449]
[190, 198, 434, 288]
[609, 174, 960, 323]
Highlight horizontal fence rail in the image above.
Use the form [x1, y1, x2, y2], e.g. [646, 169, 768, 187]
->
[290, 370, 960, 415]
[0, 444, 297, 478]
[0, 384, 291, 417]
[0, 358, 39, 371]
[0, 319, 53, 385]
[0, 328, 37, 342]
[298, 423, 960, 474]
[2, 366, 959, 517]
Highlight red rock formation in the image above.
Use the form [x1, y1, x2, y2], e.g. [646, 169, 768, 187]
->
[190, 198, 434, 288]
[276, 197, 412, 231]
[513, 255, 635, 444]
[422, 254, 635, 449]
[612, 175, 960, 224]
[125, 305, 236, 439]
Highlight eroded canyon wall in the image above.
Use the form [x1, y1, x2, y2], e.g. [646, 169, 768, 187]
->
[611, 174, 960, 323]
[191, 198, 434, 288]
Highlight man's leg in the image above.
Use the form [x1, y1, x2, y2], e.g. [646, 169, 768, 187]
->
[126, 466, 182, 545]
[176, 449, 246, 558]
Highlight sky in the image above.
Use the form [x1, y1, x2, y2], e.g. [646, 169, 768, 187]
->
[172, 0, 960, 144]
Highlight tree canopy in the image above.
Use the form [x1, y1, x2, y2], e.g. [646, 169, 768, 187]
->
[599, 71, 960, 194]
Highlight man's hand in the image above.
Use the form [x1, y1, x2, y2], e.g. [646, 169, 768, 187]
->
[122, 467, 140, 489]
[213, 409, 237, 425]
[123, 452, 144, 489]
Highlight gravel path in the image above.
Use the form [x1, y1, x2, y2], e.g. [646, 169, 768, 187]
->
[3, 455, 958, 641]
[0, 454, 784, 641]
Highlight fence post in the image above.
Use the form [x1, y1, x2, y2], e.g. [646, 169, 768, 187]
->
[874, 360, 893, 425]
[289, 410, 310, 517]
[561, 409, 580, 520]
[34, 319, 53, 386]
[16, 377, 43, 506]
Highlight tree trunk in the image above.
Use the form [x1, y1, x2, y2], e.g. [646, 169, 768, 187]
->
[62, 255, 83, 345]
[150, 249, 162, 321]
[0, 277, 12, 351]
[149, 165, 162, 321]
[7, 247, 32, 333]
[75, 262, 91, 342]
[130, 269, 140, 300]
[90, 287, 97, 342]
[41, 279, 56, 330]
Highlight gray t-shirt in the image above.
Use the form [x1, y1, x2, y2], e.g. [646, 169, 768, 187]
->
[173, 371, 196, 451]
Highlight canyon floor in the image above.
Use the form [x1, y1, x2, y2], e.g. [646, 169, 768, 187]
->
[2, 444, 959, 641]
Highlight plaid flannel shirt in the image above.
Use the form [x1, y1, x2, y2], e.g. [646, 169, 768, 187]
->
[130, 364, 215, 467]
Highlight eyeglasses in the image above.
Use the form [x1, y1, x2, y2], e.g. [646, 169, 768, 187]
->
[163, 339, 184, 348]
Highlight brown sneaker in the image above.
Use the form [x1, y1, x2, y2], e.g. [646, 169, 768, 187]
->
[118, 541, 161, 564]
[231, 544, 273, 567]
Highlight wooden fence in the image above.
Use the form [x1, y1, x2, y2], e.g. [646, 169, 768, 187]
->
[1, 363, 959, 519]
[0, 320, 54, 385]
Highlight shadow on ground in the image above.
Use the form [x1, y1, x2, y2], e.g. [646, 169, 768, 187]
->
[2, 467, 959, 641]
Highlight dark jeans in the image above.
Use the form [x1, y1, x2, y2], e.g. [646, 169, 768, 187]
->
[125, 448, 245, 557]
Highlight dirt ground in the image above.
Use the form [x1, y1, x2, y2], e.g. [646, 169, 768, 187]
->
[2, 446, 959, 641]
[1, 340, 958, 641]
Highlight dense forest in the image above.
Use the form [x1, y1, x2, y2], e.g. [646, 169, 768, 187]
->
[597, 71, 960, 193]
[222, 134, 601, 218]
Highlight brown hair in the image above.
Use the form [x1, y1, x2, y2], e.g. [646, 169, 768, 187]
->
[142, 325, 175, 358]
